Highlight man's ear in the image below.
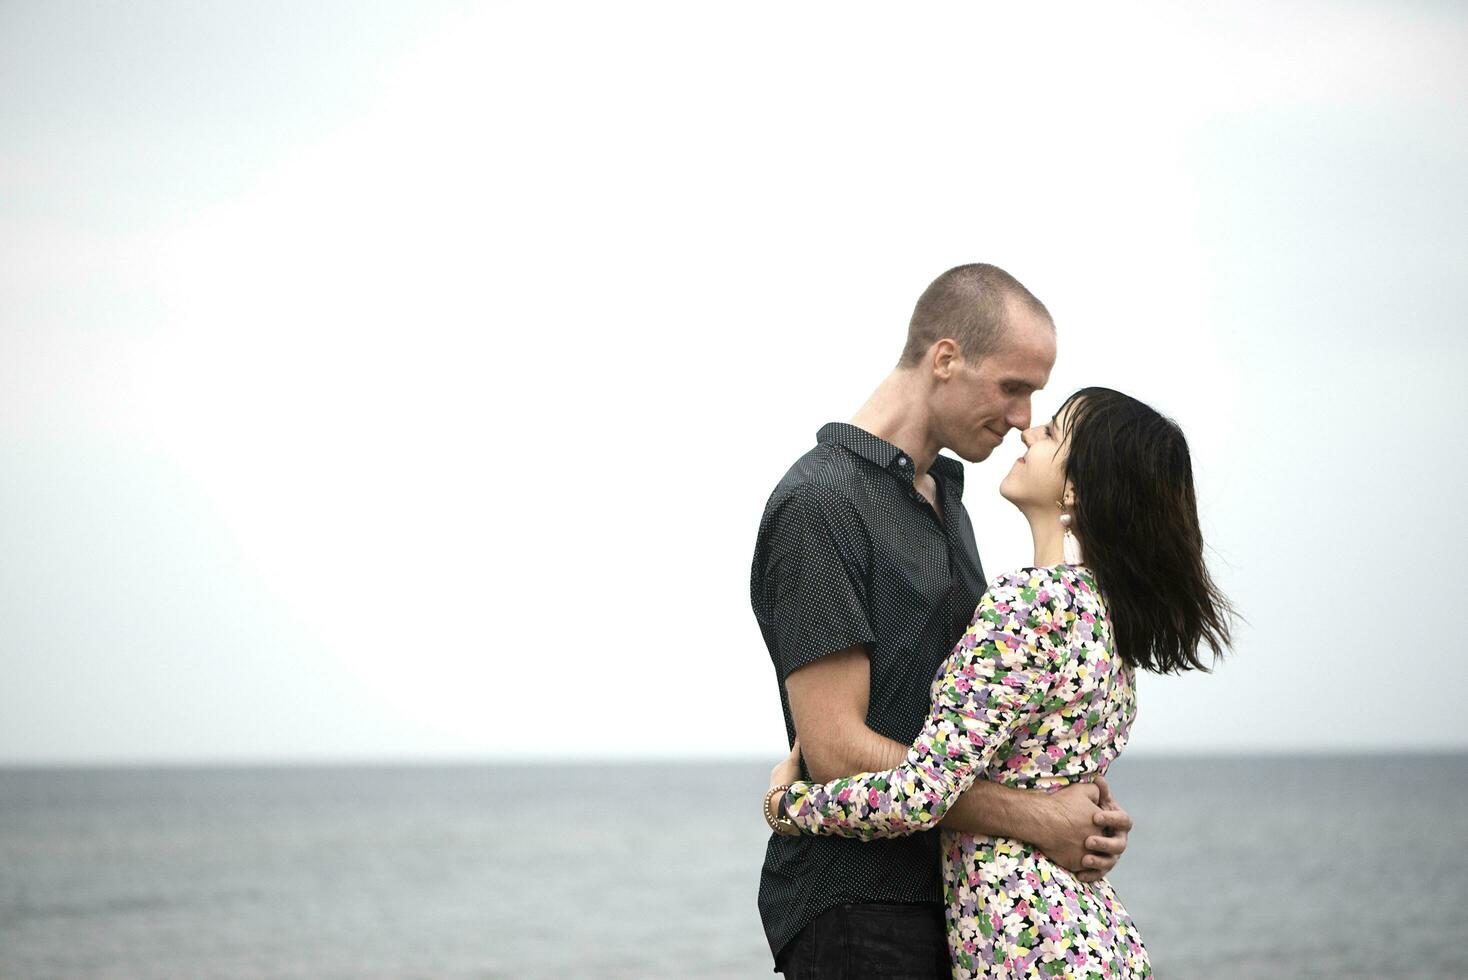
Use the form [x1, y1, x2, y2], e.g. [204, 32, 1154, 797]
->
[931, 338, 961, 380]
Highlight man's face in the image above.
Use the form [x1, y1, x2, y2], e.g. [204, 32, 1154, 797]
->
[931, 303, 1057, 463]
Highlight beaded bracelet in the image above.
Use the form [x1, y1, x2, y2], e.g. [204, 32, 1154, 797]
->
[763, 784, 800, 836]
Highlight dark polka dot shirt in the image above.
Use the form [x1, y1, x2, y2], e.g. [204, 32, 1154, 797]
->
[750, 422, 989, 960]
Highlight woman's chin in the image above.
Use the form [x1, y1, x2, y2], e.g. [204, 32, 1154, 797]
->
[998, 483, 1039, 513]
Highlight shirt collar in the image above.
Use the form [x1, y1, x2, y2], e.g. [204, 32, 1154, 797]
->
[817, 422, 966, 489]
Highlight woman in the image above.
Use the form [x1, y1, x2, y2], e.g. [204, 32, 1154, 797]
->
[763, 387, 1233, 979]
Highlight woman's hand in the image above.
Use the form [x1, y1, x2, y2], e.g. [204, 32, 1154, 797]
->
[769, 737, 803, 789]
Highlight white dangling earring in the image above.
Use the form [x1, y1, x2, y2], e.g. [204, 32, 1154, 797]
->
[1062, 526, 1083, 565]
[1058, 501, 1083, 564]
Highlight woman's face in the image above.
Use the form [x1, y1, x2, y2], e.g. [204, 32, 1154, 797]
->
[999, 401, 1076, 509]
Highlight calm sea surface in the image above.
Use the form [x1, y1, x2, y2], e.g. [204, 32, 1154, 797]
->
[2, 755, 1465, 979]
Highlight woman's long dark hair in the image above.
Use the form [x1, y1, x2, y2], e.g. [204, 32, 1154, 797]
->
[1057, 387, 1234, 674]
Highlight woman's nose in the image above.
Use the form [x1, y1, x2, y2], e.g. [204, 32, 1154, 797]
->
[1020, 426, 1038, 448]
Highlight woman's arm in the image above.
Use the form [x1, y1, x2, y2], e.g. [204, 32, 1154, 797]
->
[779, 567, 1074, 841]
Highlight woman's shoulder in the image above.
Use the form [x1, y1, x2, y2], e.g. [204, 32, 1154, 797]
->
[982, 564, 1105, 635]
[986, 563, 1094, 605]
[966, 565, 1089, 664]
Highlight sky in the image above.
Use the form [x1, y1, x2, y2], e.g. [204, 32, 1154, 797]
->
[2, 1, 1465, 765]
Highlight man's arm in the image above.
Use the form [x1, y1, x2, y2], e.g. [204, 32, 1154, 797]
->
[785, 646, 1130, 881]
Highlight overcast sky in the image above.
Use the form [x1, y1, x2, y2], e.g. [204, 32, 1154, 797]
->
[2, 1, 1464, 765]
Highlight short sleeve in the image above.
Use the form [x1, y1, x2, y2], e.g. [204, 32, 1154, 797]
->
[759, 483, 875, 680]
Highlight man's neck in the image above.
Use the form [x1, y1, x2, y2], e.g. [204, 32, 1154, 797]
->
[848, 369, 942, 481]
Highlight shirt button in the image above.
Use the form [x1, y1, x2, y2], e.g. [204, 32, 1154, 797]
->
[897, 456, 908, 467]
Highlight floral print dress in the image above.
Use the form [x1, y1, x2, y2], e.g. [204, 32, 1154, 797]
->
[781, 564, 1151, 979]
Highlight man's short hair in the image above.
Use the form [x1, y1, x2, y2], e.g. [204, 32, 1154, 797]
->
[899, 263, 1053, 368]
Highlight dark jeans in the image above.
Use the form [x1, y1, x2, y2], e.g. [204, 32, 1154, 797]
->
[774, 902, 950, 979]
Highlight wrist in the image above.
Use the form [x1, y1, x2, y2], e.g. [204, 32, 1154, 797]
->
[1000, 785, 1063, 851]
[763, 784, 800, 836]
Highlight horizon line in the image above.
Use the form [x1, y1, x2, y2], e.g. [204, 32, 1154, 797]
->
[3, 747, 1465, 770]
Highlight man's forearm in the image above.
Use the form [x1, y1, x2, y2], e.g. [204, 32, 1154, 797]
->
[937, 779, 1053, 839]
[805, 728, 1052, 845]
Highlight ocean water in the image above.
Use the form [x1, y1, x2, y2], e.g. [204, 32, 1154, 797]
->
[1, 755, 1465, 979]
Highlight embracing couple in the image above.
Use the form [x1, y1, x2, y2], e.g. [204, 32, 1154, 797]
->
[751, 264, 1233, 979]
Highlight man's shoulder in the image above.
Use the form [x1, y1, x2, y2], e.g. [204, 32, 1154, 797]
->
[750, 442, 876, 615]
[760, 442, 866, 520]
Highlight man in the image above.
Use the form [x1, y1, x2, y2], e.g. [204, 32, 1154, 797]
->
[751, 264, 1133, 977]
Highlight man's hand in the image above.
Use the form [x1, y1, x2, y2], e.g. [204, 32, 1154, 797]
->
[1079, 776, 1132, 883]
[1029, 776, 1132, 883]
